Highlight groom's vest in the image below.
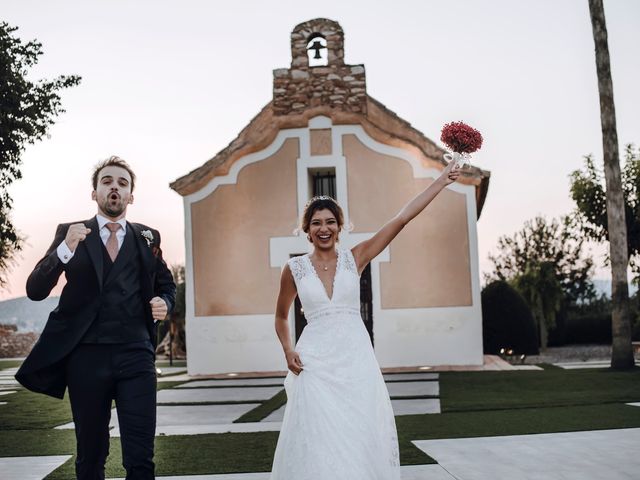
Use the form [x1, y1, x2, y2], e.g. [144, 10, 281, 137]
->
[81, 227, 150, 344]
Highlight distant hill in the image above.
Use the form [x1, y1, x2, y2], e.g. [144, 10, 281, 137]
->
[0, 296, 59, 333]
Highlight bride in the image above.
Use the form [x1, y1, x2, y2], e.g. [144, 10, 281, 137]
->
[270, 160, 461, 479]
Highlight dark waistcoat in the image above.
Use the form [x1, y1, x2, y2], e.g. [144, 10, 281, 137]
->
[81, 227, 150, 344]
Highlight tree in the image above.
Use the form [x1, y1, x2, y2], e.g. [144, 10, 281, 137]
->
[570, 145, 640, 282]
[0, 22, 80, 288]
[487, 216, 595, 348]
[588, 0, 634, 368]
[513, 262, 564, 348]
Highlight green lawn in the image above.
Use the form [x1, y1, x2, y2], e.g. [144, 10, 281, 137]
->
[0, 389, 73, 430]
[440, 367, 640, 412]
[0, 359, 24, 369]
[156, 359, 187, 368]
[0, 364, 638, 478]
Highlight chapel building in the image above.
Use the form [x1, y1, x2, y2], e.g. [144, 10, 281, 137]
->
[171, 18, 491, 375]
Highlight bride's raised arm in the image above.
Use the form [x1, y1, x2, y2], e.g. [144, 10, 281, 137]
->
[351, 159, 461, 274]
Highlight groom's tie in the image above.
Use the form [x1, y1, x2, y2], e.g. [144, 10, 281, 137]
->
[105, 223, 122, 261]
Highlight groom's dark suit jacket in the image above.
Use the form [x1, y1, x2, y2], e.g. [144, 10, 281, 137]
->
[15, 216, 176, 399]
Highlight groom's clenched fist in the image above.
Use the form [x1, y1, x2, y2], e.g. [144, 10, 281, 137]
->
[65, 224, 91, 252]
[150, 296, 168, 321]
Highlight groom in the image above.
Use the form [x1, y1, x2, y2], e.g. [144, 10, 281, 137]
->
[16, 156, 176, 479]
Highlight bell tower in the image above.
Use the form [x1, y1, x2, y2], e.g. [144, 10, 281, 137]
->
[273, 18, 367, 116]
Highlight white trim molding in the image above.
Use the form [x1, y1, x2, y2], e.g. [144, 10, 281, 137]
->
[183, 116, 483, 375]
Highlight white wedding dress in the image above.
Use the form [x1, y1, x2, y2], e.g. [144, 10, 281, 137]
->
[270, 248, 400, 479]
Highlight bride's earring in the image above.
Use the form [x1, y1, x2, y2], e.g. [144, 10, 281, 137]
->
[307, 234, 312, 242]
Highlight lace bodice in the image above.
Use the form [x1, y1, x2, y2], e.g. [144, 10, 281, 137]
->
[287, 248, 360, 322]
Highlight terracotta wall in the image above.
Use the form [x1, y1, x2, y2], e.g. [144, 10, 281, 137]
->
[191, 138, 299, 316]
[310, 129, 332, 155]
[344, 134, 472, 308]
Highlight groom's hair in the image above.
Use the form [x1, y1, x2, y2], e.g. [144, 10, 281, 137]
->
[92, 156, 137, 192]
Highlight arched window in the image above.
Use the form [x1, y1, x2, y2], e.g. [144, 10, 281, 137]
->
[306, 34, 328, 67]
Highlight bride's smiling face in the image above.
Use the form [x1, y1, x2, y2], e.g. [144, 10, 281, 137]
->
[309, 209, 339, 249]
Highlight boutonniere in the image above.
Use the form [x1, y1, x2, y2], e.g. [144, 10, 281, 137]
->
[141, 230, 154, 247]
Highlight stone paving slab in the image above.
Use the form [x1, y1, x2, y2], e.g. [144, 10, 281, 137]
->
[510, 365, 544, 370]
[114, 421, 283, 437]
[383, 373, 439, 381]
[262, 396, 441, 422]
[553, 360, 638, 370]
[392, 398, 441, 415]
[414, 428, 640, 480]
[400, 465, 455, 479]
[0, 380, 20, 386]
[554, 361, 612, 369]
[0, 454, 72, 480]
[0, 402, 6, 405]
[627, 402, 640, 407]
[157, 367, 188, 376]
[387, 381, 439, 397]
[157, 387, 282, 403]
[110, 464, 453, 479]
[146, 421, 283, 437]
[0, 390, 16, 396]
[157, 374, 193, 383]
[114, 474, 271, 480]
[154, 404, 260, 426]
[178, 378, 285, 388]
[57, 404, 262, 432]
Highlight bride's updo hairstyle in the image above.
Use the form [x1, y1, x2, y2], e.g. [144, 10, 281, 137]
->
[301, 196, 344, 239]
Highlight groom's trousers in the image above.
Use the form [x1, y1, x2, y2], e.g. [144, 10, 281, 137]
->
[66, 340, 157, 480]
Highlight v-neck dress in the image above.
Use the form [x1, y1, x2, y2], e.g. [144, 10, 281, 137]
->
[269, 248, 400, 479]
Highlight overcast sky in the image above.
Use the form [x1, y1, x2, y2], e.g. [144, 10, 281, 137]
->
[2, 0, 639, 300]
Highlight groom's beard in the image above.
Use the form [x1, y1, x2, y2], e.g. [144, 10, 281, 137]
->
[101, 194, 127, 217]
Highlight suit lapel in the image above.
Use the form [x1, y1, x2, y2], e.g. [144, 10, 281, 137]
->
[84, 217, 103, 290]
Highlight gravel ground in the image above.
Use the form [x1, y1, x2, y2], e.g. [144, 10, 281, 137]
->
[526, 344, 639, 364]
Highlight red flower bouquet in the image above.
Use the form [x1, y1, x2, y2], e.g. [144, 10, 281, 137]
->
[440, 121, 483, 167]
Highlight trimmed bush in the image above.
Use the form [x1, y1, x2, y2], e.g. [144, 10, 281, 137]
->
[481, 280, 539, 355]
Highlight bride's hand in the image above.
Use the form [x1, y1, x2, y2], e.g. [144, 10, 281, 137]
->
[285, 350, 304, 375]
[440, 159, 462, 186]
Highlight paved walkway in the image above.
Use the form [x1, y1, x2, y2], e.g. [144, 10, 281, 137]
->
[56, 371, 442, 436]
[414, 428, 640, 480]
[0, 455, 72, 480]
[554, 359, 639, 369]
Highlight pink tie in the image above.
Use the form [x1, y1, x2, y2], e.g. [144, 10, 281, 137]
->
[105, 223, 122, 261]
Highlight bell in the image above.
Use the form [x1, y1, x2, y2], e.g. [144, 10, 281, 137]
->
[310, 40, 324, 59]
